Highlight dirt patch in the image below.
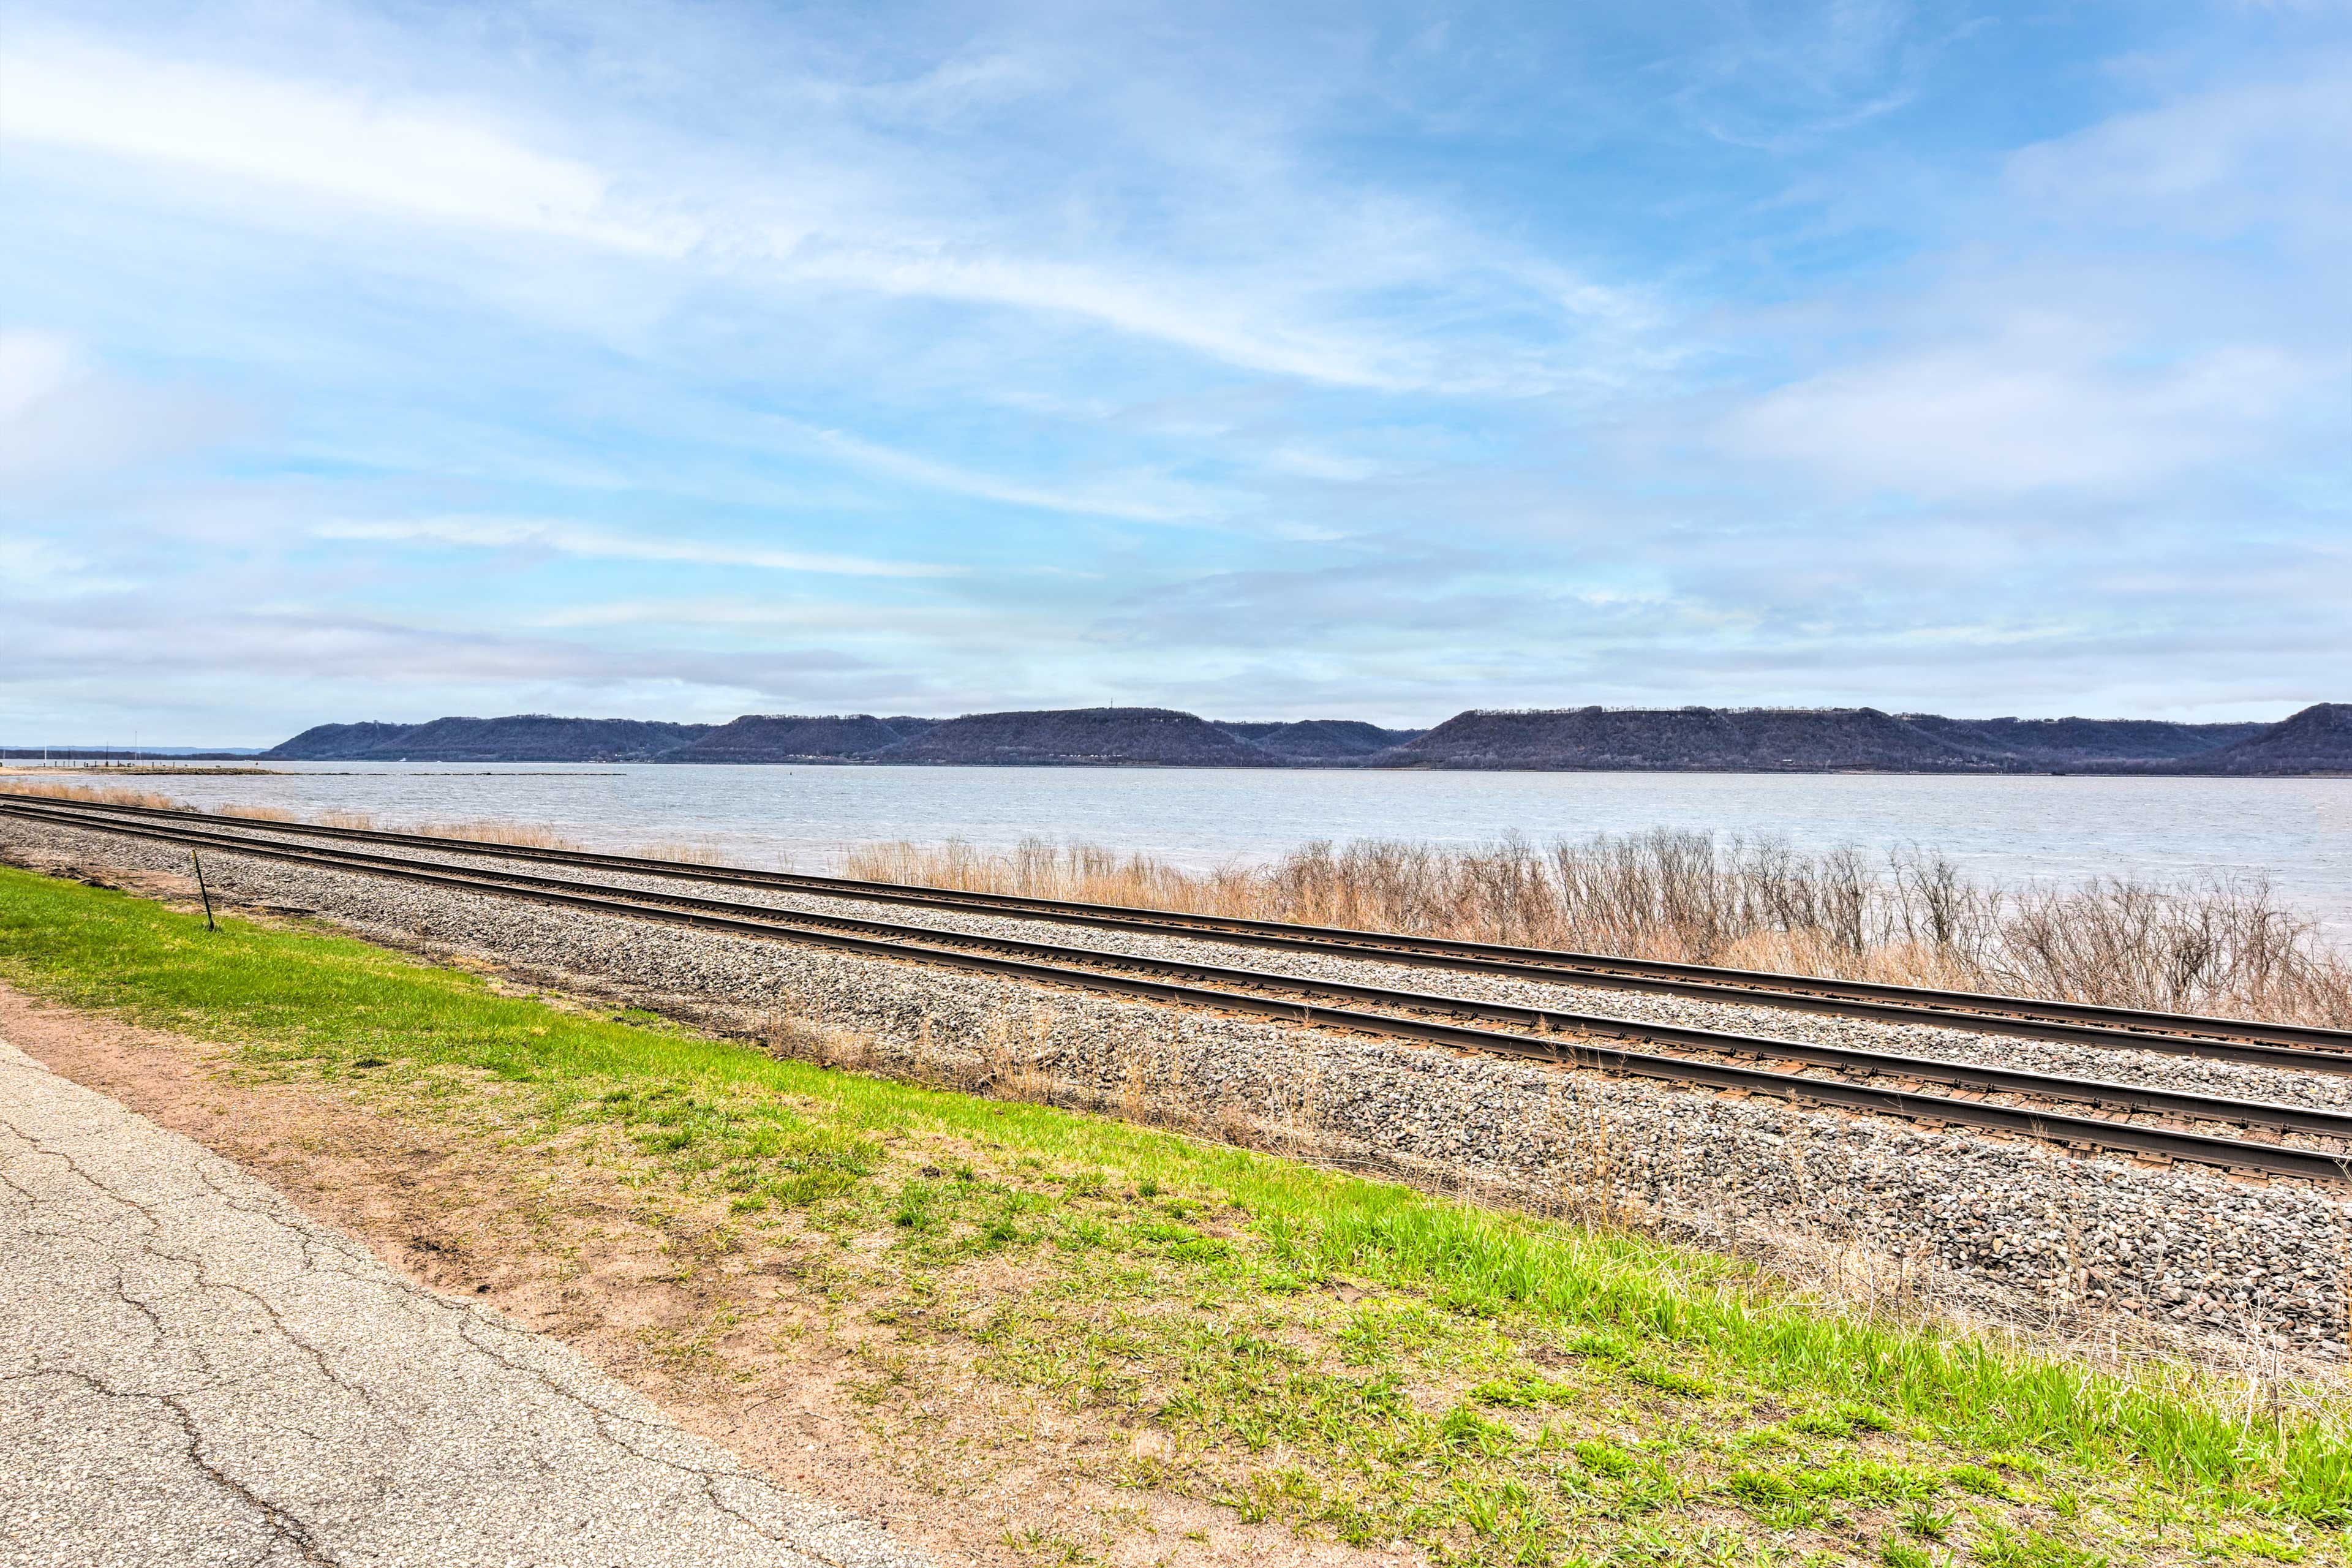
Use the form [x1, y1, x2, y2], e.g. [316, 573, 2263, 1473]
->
[0, 981, 1386, 1568]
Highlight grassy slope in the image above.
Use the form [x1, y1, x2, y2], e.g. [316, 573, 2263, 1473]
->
[0, 862, 2343, 1567]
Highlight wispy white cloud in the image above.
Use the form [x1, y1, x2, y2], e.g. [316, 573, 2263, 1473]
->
[1719, 326, 2316, 496]
[791, 423, 1219, 523]
[524, 597, 1044, 639]
[312, 517, 967, 578]
[1259, 443, 1389, 483]
[0, 28, 1652, 397]
[1713, 53, 2352, 502]
[1666, 0, 1948, 151]
[0, 328, 240, 489]
[797, 250, 1432, 394]
[0, 537, 124, 594]
[0, 38, 687, 254]
[2003, 55, 2352, 238]
[0, 330, 77, 422]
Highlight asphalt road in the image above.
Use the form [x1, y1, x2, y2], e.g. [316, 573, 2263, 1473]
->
[0, 1038, 930, 1568]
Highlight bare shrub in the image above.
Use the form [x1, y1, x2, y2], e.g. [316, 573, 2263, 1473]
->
[842, 830, 2352, 1028]
[1996, 873, 2347, 1019]
[845, 837, 1266, 915]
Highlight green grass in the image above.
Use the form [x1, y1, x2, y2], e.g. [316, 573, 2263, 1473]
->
[2, 862, 2347, 1566]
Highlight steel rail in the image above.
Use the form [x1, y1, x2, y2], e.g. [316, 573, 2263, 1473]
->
[8, 797, 2348, 1183]
[9, 789, 2350, 1068]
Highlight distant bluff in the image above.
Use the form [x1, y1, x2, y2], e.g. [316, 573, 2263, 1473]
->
[1390, 707, 1977, 772]
[1899, 715, 2265, 767]
[2162, 703, 2352, 775]
[264, 715, 711, 763]
[663, 714, 910, 763]
[1232, 719, 1423, 758]
[881, 707, 1276, 766]
[258, 703, 2350, 774]
[261, 720, 420, 761]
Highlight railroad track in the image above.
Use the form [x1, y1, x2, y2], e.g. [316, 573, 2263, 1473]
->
[6, 794, 2350, 1184]
[8, 790, 2349, 1072]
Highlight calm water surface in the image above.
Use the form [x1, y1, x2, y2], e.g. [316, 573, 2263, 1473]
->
[44, 762, 2352, 933]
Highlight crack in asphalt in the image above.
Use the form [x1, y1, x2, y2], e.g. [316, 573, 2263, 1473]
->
[432, 1302, 841, 1561]
[1, 1036, 929, 1567]
[1, 1098, 406, 1432]
[0, 1102, 168, 1234]
[160, 1388, 348, 1567]
[8, 1365, 345, 1565]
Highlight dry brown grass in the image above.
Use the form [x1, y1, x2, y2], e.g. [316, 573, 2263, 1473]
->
[843, 831, 2352, 1028]
[0, 779, 183, 810]
[413, 819, 581, 850]
[2, 780, 580, 851]
[638, 840, 736, 865]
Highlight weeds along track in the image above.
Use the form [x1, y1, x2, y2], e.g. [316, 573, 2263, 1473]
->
[9, 794, 2352, 1185]
[10, 790, 2349, 1064]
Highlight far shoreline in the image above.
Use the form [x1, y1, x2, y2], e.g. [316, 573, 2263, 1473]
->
[12, 760, 2345, 780]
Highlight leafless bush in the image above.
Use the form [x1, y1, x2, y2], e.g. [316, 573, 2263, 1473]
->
[1996, 874, 2345, 1018]
[842, 831, 2352, 1028]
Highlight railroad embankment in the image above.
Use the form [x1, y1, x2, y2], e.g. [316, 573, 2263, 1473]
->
[0, 851, 2344, 1565]
[5, 810, 2345, 1357]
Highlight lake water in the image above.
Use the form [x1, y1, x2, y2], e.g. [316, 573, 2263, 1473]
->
[23, 761, 2352, 935]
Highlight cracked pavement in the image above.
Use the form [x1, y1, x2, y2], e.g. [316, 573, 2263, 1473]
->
[0, 1039, 932, 1568]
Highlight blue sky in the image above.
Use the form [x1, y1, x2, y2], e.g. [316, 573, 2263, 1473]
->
[2, 0, 2346, 744]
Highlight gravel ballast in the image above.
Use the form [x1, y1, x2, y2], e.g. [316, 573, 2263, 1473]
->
[67, 812, 2352, 1112]
[7, 814, 2348, 1355]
